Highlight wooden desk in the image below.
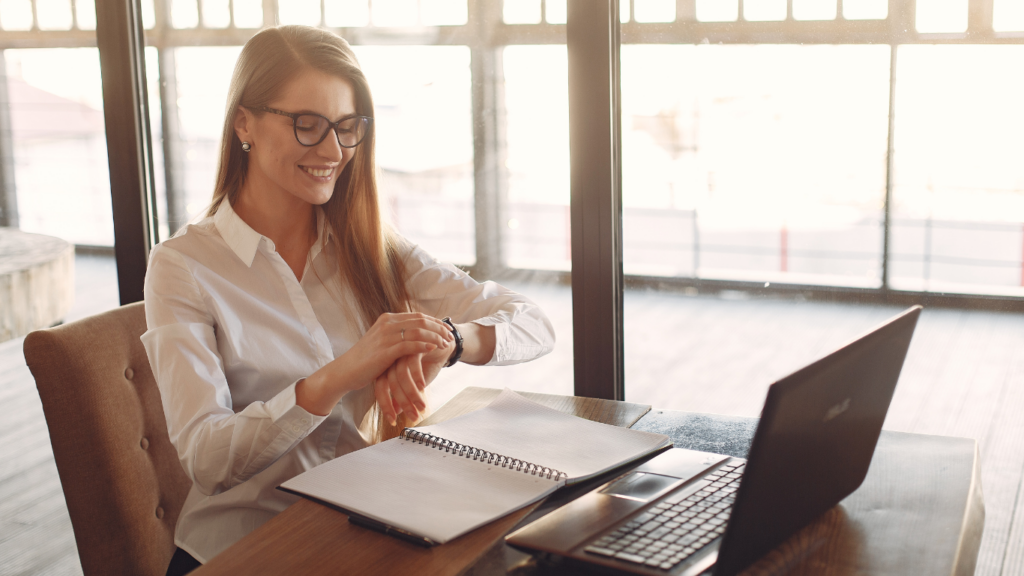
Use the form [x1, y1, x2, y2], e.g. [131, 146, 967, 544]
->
[193, 387, 652, 576]
[194, 389, 984, 576]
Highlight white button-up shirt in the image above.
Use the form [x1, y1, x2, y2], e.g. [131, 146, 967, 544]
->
[141, 201, 555, 563]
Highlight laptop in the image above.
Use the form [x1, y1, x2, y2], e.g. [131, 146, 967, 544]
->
[507, 305, 922, 576]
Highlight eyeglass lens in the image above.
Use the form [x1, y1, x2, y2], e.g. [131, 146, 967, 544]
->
[294, 115, 370, 148]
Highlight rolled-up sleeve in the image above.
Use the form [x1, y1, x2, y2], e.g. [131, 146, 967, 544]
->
[141, 244, 326, 496]
[399, 238, 556, 366]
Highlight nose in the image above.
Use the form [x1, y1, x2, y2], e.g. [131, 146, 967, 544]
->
[314, 129, 344, 162]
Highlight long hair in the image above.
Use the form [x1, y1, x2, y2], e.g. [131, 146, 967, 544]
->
[210, 25, 409, 441]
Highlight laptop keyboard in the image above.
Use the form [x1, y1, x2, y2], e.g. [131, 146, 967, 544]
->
[583, 461, 745, 572]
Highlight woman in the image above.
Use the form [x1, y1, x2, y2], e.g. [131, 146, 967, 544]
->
[142, 25, 555, 575]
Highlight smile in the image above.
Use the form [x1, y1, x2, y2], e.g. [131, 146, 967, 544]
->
[301, 166, 334, 178]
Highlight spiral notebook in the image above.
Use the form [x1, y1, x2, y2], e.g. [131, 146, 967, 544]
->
[279, 388, 672, 545]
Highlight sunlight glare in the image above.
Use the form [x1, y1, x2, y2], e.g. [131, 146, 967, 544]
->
[233, 0, 263, 28]
[793, 0, 836, 20]
[202, 0, 231, 28]
[372, 0, 418, 27]
[696, 0, 738, 22]
[744, 0, 786, 21]
[36, 0, 72, 30]
[843, 0, 887, 20]
[634, 0, 676, 22]
[0, 0, 33, 30]
[994, 0, 1024, 31]
[915, 0, 968, 32]
[76, 0, 96, 29]
[504, 0, 541, 24]
[546, 0, 566, 23]
[420, 0, 467, 26]
[279, 0, 321, 25]
[141, 0, 155, 28]
[6, 48, 105, 110]
[171, 0, 199, 28]
[325, 0, 369, 27]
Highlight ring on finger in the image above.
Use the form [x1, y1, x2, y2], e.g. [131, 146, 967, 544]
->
[401, 328, 405, 341]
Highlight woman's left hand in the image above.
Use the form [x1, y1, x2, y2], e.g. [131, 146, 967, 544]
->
[372, 322, 495, 425]
[373, 339, 452, 425]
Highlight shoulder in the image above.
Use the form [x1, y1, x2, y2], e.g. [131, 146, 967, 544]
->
[145, 218, 223, 304]
[388, 229, 421, 261]
[158, 216, 220, 260]
[390, 231, 467, 282]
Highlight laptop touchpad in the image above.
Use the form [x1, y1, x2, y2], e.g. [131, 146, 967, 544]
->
[601, 472, 682, 502]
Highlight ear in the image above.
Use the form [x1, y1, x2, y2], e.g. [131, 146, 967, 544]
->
[233, 106, 255, 145]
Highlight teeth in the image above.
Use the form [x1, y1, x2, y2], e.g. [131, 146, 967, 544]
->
[302, 166, 333, 178]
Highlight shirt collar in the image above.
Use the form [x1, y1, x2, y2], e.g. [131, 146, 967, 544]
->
[309, 208, 333, 262]
[214, 199, 334, 268]
[214, 200, 263, 267]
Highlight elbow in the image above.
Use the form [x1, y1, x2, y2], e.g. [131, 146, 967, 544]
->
[186, 450, 237, 497]
[538, 312, 556, 358]
[174, 425, 245, 497]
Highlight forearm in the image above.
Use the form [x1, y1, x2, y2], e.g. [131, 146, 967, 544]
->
[295, 361, 352, 416]
[179, 400, 320, 496]
[455, 323, 496, 366]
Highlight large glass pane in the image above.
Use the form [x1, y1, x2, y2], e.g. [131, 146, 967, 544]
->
[161, 46, 241, 234]
[622, 44, 891, 408]
[503, 45, 570, 272]
[500, 44, 573, 396]
[890, 45, 1024, 296]
[916, 0, 968, 33]
[6, 48, 113, 245]
[621, 44, 890, 287]
[353, 46, 475, 265]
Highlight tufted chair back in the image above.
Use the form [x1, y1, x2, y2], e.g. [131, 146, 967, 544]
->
[24, 302, 191, 576]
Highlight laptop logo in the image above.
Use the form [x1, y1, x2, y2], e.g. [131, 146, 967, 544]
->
[824, 398, 851, 422]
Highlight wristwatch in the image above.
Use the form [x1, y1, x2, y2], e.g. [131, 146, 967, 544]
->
[440, 317, 464, 367]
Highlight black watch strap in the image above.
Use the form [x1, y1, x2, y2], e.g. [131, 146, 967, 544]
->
[441, 317, 463, 368]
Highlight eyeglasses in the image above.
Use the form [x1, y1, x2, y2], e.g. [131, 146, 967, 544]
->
[257, 106, 373, 148]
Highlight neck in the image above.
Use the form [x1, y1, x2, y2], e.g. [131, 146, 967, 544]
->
[233, 179, 317, 256]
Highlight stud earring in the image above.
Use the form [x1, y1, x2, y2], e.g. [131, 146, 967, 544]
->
[241, 141, 251, 152]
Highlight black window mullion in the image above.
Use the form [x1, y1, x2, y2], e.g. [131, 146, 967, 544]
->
[96, 0, 159, 305]
[567, 0, 624, 400]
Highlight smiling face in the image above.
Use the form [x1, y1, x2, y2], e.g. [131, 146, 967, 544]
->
[234, 69, 359, 208]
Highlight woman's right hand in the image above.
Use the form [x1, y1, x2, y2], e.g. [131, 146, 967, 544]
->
[296, 313, 453, 416]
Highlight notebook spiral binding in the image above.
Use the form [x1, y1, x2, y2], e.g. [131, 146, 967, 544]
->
[400, 429, 569, 481]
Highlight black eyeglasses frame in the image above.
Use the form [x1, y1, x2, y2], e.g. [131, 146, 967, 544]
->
[255, 106, 373, 148]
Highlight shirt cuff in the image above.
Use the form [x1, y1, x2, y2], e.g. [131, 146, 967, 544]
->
[264, 379, 329, 437]
[469, 319, 506, 366]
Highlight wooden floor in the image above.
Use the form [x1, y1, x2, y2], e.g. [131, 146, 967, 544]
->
[3, 254, 1024, 575]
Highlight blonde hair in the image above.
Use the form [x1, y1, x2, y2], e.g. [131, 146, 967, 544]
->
[210, 25, 409, 441]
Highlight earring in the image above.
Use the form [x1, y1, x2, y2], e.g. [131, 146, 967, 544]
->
[241, 141, 251, 152]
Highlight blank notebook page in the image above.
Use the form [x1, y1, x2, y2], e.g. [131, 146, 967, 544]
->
[279, 435, 561, 543]
[413, 388, 670, 482]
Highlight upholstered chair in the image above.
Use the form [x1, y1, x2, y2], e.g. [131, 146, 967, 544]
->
[24, 302, 190, 576]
